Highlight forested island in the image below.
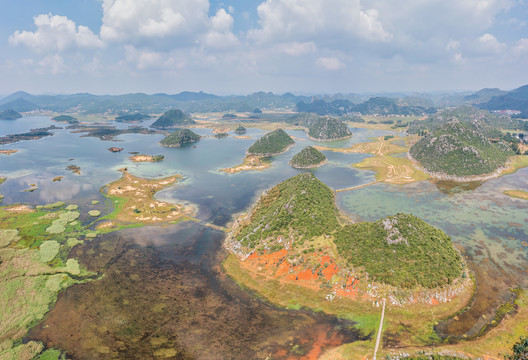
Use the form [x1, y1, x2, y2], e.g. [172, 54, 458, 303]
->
[246, 129, 294, 156]
[160, 129, 201, 147]
[289, 146, 327, 168]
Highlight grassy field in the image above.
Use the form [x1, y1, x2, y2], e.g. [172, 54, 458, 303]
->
[504, 189, 528, 200]
[317, 135, 430, 186]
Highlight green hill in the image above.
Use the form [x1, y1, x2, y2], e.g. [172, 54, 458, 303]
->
[226, 173, 464, 289]
[0, 109, 22, 120]
[334, 214, 463, 288]
[160, 129, 201, 147]
[289, 146, 327, 168]
[52, 115, 78, 124]
[306, 116, 352, 140]
[246, 129, 294, 156]
[409, 109, 514, 176]
[229, 173, 341, 250]
[151, 109, 195, 129]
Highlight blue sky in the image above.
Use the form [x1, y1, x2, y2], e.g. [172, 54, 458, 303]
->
[1, 0, 527, 95]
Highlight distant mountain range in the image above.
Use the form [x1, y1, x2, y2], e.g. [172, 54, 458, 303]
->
[0, 85, 526, 116]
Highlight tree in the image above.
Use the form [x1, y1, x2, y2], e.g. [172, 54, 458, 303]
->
[506, 336, 528, 360]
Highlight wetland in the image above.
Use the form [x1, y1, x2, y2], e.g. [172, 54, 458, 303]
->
[1, 114, 528, 359]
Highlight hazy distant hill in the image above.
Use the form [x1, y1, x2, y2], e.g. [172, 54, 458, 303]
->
[479, 84, 528, 113]
[297, 96, 435, 116]
[0, 98, 38, 112]
[0, 91, 313, 114]
[0, 109, 22, 120]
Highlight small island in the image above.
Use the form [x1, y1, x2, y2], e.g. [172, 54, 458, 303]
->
[0, 109, 22, 120]
[409, 108, 514, 181]
[151, 109, 196, 129]
[129, 154, 164, 162]
[107, 147, 124, 152]
[66, 164, 81, 175]
[289, 146, 327, 168]
[0, 149, 17, 155]
[234, 125, 247, 134]
[246, 128, 295, 156]
[214, 132, 228, 138]
[222, 129, 294, 173]
[160, 129, 201, 147]
[52, 115, 78, 124]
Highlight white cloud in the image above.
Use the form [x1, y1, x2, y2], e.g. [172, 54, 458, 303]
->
[476, 33, 506, 53]
[9, 14, 103, 53]
[202, 9, 239, 50]
[249, 0, 392, 45]
[100, 0, 209, 44]
[316, 57, 345, 71]
[38, 54, 67, 74]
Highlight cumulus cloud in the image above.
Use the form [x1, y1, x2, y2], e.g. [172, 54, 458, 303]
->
[475, 33, 506, 53]
[101, 0, 208, 44]
[249, 0, 392, 45]
[316, 57, 346, 71]
[9, 14, 103, 53]
[202, 9, 239, 50]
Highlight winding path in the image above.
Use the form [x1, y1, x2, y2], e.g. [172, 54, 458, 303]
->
[373, 298, 386, 360]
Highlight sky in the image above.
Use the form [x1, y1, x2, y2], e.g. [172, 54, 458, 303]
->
[1, 0, 527, 96]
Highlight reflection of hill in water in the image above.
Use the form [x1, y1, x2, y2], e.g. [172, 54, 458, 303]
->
[434, 180, 483, 195]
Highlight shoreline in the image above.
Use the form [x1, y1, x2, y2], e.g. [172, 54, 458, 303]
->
[407, 152, 509, 183]
[289, 158, 327, 169]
